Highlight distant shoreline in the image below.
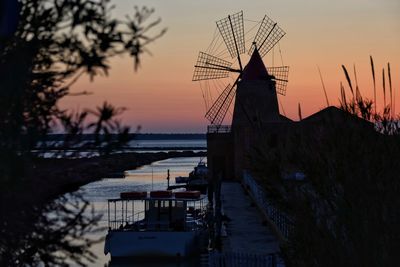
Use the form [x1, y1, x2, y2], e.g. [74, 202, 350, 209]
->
[41, 133, 206, 141]
[32, 146, 206, 152]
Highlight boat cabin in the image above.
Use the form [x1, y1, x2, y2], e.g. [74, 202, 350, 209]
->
[107, 191, 207, 232]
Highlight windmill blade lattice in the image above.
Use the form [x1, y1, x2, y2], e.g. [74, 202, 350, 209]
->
[193, 52, 233, 81]
[267, 66, 289, 96]
[248, 15, 285, 58]
[216, 11, 245, 58]
[194, 11, 289, 127]
[205, 83, 237, 125]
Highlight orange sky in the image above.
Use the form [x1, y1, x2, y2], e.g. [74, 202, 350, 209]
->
[62, 0, 400, 133]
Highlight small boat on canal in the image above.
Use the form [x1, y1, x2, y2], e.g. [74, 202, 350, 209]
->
[104, 190, 208, 258]
[172, 161, 208, 193]
[186, 161, 208, 193]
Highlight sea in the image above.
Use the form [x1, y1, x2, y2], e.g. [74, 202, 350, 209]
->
[60, 137, 206, 267]
[36, 134, 206, 157]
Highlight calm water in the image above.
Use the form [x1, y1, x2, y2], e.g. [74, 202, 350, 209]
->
[38, 139, 206, 157]
[128, 139, 206, 149]
[67, 156, 206, 267]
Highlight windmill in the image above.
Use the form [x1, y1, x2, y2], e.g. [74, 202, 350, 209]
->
[192, 11, 289, 129]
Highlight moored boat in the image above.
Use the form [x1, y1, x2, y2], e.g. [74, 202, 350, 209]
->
[120, 191, 147, 199]
[149, 190, 173, 198]
[175, 190, 201, 199]
[104, 190, 207, 258]
[190, 161, 208, 178]
[187, 161, 208, 193]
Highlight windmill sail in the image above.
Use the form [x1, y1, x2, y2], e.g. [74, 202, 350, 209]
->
[267, 66, 289, 95]
[216, 11, 245, 59]
[193, 52, 233, 81]
[248, 15, 285, 58]
[193, 11, 289, 127]
[205, 83, 237, 125]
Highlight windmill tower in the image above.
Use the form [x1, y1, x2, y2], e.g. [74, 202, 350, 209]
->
[193, 11, 289, 180]
[232, 46, 280, 128]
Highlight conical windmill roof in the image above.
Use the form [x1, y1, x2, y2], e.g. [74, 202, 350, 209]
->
[241, 48, 270, 81]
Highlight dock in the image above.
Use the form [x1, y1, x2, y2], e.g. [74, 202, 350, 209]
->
[220, 181, 280, 255]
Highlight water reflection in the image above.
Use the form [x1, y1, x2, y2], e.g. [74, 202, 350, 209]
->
[71, 157, 205, 267]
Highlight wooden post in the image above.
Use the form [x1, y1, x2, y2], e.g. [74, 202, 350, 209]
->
[167, 169, 170, 188]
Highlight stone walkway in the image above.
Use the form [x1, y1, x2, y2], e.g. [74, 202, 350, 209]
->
[220, 181, 280, 255]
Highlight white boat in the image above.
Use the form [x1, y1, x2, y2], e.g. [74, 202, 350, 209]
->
[104, 190, 208, 258]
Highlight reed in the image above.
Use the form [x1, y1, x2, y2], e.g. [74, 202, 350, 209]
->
[298, 103, 302, 120]
[341, 65, 359, 115]
[317, 65, 330, 107]
[340, 58, 400, 133]
[370, 56, 376, 114]
[388, 63, 393, 117]
[342, 65, 354, 98]
[340, 81, 347, 111]
[382, 68, 386, 109]
[353, 64, 361, 101]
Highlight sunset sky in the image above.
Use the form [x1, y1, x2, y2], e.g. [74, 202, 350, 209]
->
[63, 0, 400, 133]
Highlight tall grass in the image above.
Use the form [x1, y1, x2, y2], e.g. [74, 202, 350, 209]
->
[298, 103, 302, 120]
[388, 63, 393, 117]
[370, 56, 376, 114]
[317, 65, 330, 107]
[340, 57, 398, 134]
[382, 68, 386, 108]
[342, 65, 354, 97]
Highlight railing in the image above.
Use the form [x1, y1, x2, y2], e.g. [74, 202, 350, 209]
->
[107, 200, 207, 232]
[107, 201, 146, 230]
[208, 251, 283, 267]
[207, 125, 231, 133]
[109, 219, 127, 230]
[242, 171, 293, 240]
[108, 211, 145, 230]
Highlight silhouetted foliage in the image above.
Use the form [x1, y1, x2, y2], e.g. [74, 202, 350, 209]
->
[0, 0, 165, 158]
[0, 193, 103, 267]
[251, 58, 399, 267]
[0, 0, 165, 265]
[339, 60, 399, 134]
